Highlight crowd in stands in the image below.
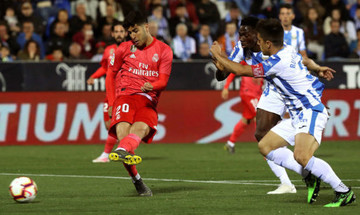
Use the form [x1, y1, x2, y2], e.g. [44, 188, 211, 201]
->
[0, 0, 360, 62]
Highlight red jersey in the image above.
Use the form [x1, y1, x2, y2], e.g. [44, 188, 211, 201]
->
[224, 61, 263, 98]
[107, 38, 173, 106]
[100, 44, 117, 69]
[90, 44, 117, 78]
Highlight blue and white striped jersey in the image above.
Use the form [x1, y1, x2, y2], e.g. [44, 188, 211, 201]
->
[228, 41, 264, 64]
[283, 25, 306, 52]
[253, 45, 325, 117]
[229, 41, 277, 95]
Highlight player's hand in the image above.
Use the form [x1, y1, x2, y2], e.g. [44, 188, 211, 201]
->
[87, 77, 95, 85]
[213, 58, 225, 71]
[108, 106, 113, 118]
[317, 66, 336, 81]
[210, 41, 222, 57]
[141, 82, 153, 92]
[221, 89, 229, 100]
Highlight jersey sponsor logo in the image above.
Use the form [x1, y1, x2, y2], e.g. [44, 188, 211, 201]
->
[128, 67, 159, 77]
[110, 52, 115, 65]
[130, 45, 137, 52]
[152, 53, 159, 62]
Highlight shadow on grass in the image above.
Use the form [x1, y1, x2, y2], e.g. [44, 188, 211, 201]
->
[140, 156, 168, 161]
[122, 184, 203, 197]
[150, 184, 203, 194]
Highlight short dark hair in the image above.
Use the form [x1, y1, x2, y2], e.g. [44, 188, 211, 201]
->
[176, 3, 186, 8]
[151, 4, 163, 11]
[279, 3, 294, 13]
[256, 18, 284, 47]
[225, 21, 237, 26]
[124, 11, 148, 29]
[0, 21, 10, 32]
[241, 16, 260, 29]
[111, 21, 124, 31]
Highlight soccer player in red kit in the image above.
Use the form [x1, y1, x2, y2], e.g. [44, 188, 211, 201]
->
[87, 22, 127, 163]
[106, 11, 173, 196]
[222, 62, 262, 154]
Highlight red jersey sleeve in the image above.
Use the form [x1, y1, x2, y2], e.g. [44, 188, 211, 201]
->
[90, 67, 106, 78]
[223, 73, 235, 89]
[106, 45, 125, 106]
[159, 46, 173, 76]
[151, 45, 173, 91]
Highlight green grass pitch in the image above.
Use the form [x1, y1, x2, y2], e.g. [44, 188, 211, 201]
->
[0, 141, 359, 215]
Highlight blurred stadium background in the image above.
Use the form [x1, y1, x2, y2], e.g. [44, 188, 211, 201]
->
[0, 0, 359, 213]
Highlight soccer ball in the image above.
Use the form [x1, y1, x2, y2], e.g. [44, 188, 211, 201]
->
[9, 177, 38, 203]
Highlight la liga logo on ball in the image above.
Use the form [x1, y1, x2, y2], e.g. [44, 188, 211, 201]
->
[9, 176, 38, 203]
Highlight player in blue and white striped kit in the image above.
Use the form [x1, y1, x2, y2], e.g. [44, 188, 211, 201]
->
[278, 4, 307, 58]
[211, 18, 355, 207]
[221, 17, 296, 195]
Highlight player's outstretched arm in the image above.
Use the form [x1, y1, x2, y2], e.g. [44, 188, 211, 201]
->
[87, 67, 107, 85]
[302, 57, 335, 81]
[210, 41, 253, 77]
[105, 67, 116, 117]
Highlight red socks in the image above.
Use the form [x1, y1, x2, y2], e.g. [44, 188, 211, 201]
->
[104, 135, 118, 153]
[229, 120, 247, 143]
[123, 151, 138, 177]
[117, 134, 141, 177]
[117, 134, 141, 152]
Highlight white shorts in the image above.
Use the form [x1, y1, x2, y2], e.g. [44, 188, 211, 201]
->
[271, 107, 329, 146]
[257, 86, 286, 117]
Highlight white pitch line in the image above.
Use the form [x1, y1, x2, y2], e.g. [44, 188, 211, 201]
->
[1, 173, 359, 189]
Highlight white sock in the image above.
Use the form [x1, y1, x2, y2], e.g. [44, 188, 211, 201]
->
[227, 141, 235, 147]
[335, 182, 350, 193]
[266, 147, 304, 176]
[267, 159, 292, 186]
[305, 156, 348, 192]
[115, 147, 126, 151]
[132, 173, 141, 183]
[100, 152, 109, 158]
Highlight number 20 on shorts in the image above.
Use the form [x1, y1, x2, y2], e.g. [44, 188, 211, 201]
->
[115, 103, 129, 120]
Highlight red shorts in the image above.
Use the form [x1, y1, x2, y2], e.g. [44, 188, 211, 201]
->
[240, 94, 259, 120]
[109, 94, 158, 143]
[103, 97, 110, 122]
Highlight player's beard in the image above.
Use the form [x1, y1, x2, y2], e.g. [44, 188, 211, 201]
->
[116, 37, 124, 45]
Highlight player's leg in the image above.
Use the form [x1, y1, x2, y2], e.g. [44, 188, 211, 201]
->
[225, 95, 255, 154]
[122, 149, 152, 197]
[254, 108, 281, 142]
[109, 122, 143, 165]
[93, 100, 118, 163]
[108, 96, 142, 165]
[113, 121, 152, 196]
[294, 134, 355, 207]
[110, 96, 157, 164]
[114, 97, 157, 197]
[256, 108, 296, 194]
[225, 117, 249, 154]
